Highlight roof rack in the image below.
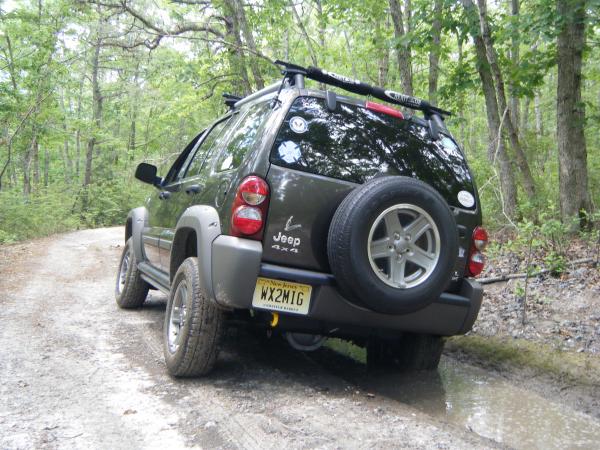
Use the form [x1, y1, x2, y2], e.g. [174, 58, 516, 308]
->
[229, 61, 451, 119]
[272, 60, 451, 117]
[223, 93, 242, 109]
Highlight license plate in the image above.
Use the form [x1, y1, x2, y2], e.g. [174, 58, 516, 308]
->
[252, 277, 312, 315]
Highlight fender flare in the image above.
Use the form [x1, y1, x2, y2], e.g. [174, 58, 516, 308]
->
[171, 205, 221, 300]
[126, 207, 148, 262]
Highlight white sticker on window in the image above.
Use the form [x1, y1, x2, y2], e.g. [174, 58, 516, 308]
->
[440, 136, 458, 152]
[457, 190, 475, 208]
[278, 141, 301, 164]
[289, 116, 308, 134]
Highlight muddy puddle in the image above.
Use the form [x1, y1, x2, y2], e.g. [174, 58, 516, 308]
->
[323, 342, 600, 449]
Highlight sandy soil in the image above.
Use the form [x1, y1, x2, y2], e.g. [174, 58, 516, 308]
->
[0, 227, 496, 450]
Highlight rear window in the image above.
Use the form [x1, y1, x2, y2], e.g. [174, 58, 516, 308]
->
[270, 96, 475, 208]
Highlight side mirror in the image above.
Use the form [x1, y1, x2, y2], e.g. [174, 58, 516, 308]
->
[135, 163, 161, 186]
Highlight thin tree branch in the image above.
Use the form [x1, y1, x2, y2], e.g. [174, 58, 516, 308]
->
[0, 90, 54, 189]
[478, 257, 596, 284]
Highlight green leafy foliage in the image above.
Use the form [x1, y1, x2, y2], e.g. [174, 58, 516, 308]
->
[0, 188, 79, 243]
[0, 180, 146, 243]
[0, 0, 598, 244]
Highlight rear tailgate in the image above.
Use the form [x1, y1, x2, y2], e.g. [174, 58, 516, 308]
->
[262, 165, 354, 271]
[262, 95, 480, 275]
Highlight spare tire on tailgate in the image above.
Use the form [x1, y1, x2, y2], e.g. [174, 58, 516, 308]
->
[327, 176, 458, 314]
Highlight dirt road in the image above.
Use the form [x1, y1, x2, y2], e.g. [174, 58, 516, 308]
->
[1, 228, 599, 449]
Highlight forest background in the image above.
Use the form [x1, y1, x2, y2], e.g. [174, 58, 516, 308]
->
[1, 0, 598, 251]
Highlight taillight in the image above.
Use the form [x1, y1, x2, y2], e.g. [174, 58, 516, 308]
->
[232, 206, 263, 235]
[472, 226, 488, 251]
[466, 226, 488, 277]
[239, 176, 269, 205]
[365, 101, 404, 119]
[231, 176, 270, 239]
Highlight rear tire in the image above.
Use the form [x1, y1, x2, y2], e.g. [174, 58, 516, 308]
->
[367, 334, 445, 371]
[115, 238, 149, 309]
[163, 257, 224, 377]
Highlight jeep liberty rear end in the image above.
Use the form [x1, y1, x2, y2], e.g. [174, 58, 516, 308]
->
[116, 61, 487, 377]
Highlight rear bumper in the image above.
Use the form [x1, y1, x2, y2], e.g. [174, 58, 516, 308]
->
[211, 235, 483, 336]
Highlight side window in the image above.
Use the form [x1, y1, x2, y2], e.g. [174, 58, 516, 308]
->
[214, 103, 271, 173]
[183, 118, 230, 179]
[175, 131, 206, 181]
[163, 132, 204, 184]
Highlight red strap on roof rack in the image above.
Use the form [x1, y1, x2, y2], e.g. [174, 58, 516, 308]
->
[365, 101, 404, 119]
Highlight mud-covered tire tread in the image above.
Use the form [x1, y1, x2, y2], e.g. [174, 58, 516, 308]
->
[367, 334, 445, 371]
[163, 257, 224, 377]
[115, 238, 149, 309]
[327, 176, 458, 314]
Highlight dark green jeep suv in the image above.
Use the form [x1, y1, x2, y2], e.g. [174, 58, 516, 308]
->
[115, 62, 487, 377]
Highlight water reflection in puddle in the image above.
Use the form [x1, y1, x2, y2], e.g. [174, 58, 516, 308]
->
[323, 344, 600, 449]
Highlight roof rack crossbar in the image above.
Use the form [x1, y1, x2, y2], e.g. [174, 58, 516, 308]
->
[274, 60, 451, 117]
[233, 81, 283, 109]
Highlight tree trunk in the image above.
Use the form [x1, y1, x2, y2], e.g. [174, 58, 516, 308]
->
[223, 0, 252, 94]
[143, 107, 155, 159]
[128, 61, 140, 158]
[128, 117, 136, 154]
[377, 16, 390, 87]
[428, 0, 443, 104]
[44, 147, 49, 187]
[3, 35, 18, 92]
[343, 31, 358, 79]
[378, 51, 389, 87]
[389, 0, 413, 96]
[462, 0, 518, 218]
[509, 0, 520, 128]
[62, 131, 71, 183]
[75, 68, 84, 181]
[477, 0, 536, 199]
[33, 138, 40, 186]
[59, 89, 72, 183]
[23, 136, 35, 196]
[315, 0, 326, 50]
[234, 0, 264, 89]
[522, 96, 530, 135]
[556, 0, 591, 226]
[9, 161, 17, 189]
[457, 32, 466, 144]
[378, 45, 389, 87]
[84, 31, 102, 187]
[289, 0, 318, 67]
[0, 35, 18, 191]
[404, 0, 412, 34]
[534, 91, 543, 138]
[284, 26, 289, 61]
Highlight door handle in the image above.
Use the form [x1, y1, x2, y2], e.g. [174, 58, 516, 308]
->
[159, 191, 172, 200]
[185, 184, 202, 195]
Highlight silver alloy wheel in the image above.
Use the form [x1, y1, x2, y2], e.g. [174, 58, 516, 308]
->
[167, 280, 188, 354]
[117, 250, 130, 295]
[367, 204, 441, 289]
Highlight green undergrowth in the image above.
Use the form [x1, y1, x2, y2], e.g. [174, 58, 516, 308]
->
[0, 179, 147, 244]
[446, 335, 600, 387]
